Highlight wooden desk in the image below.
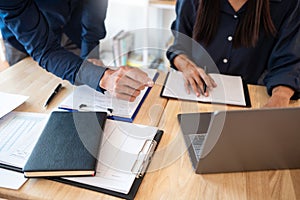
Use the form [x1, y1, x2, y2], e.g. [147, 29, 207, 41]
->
[0, 58, 299, 199]
[137, 86, 300, 199]
[0, 58, 167, 199]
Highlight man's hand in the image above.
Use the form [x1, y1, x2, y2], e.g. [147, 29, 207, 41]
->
[264, 86, 294, 107]
[99, 66, 154, 102]
[174, 54, 217, 97]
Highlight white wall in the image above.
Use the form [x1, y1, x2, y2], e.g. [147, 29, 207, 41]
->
[101, 0, 176, 51]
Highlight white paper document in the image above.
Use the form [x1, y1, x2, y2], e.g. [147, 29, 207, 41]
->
[0, 168, 27, 190]
[58, 69, 158, 121]
[65, 119, 158, 194]
[0, 112, 48, 169]
[162, 71, 247, 106]
[0, 92, 29, 118]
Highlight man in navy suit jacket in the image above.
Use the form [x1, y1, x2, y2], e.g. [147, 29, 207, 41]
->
[0, 0, 153, 101]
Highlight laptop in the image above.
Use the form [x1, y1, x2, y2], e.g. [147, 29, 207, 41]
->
[178, 107, 300, 174]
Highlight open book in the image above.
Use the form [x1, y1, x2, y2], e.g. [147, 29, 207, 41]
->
[161, 71, 251, 107]
[59, 68, 158, 122]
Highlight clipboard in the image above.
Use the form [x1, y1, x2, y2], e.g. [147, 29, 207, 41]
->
[108, 72, 159, 122]
[160, 71, 251, 107]
[0, 163, 22, 173]
[58, 71, 159, 123]
[52, 130, 163, 200]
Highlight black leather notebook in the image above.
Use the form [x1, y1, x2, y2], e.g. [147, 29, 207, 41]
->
[23, 111, 107, 178]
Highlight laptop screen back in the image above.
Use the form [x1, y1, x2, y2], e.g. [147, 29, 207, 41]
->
[178, 107, 300, 174]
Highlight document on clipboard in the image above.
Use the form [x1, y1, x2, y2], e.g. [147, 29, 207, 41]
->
[58, 68, 159, 122]
[56, 119, 163, 199]
[0, 112, 48, 171]
[0, 112, 48, 190]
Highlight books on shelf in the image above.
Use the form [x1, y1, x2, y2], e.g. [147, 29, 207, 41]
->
[127, 52, 158, 68]
[58, 68, 159, 122]
[112, 30, 168, 70]
[112, 30, 134, 66]
[161, 70, 251, 107]
[23, 112, 107, 178]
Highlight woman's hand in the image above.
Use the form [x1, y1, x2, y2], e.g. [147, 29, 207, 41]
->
[173, 54, 217, 97]
[264, 86, 294, 107]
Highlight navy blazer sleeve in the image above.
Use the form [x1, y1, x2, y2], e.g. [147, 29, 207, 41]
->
[264, 1, 300, 99]
[0, 0, 106, 91]
[80, 0, 108, 58]
[166, 0, 198, 68]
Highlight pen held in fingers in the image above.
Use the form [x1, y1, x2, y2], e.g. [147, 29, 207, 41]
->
[203, 82, 207, 93]
[202, 66, 208, 94]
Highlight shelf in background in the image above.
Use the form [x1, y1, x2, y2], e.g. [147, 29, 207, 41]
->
[149, 0, 176, 9]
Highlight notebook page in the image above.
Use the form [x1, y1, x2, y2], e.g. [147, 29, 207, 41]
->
[162, 71, 246, 106]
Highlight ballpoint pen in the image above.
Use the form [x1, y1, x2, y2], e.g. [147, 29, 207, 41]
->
[203, 66, 207, 94]
[44, 83, 63, 108]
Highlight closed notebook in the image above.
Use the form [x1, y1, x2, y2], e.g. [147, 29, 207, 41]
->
[23, 111, 107, 178]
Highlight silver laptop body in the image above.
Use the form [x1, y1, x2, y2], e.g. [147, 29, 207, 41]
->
[178, 107, 300, 174]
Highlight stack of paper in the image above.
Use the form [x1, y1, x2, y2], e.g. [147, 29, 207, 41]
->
[0, 92, 29, 118]
[0, 112, 48, 190]
[0, 112, 48, 169]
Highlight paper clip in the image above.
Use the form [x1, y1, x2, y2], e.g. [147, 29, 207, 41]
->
[131, 139, 157, 178]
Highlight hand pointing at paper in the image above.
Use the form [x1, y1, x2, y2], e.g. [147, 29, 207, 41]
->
[99, 66, 154, 102]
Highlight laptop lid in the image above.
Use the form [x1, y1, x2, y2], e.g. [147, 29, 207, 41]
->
[178, 107, 300, 174]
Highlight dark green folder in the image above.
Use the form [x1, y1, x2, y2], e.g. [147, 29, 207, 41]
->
[23, 111, 107, 177]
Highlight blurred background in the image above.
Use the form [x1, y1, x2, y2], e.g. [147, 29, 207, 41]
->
[0, 0, 176, 72]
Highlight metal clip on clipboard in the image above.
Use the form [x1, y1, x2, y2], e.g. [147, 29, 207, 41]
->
[131, 139, 157, 178]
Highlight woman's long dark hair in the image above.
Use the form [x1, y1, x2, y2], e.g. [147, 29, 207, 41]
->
[193, 0, 277, 48]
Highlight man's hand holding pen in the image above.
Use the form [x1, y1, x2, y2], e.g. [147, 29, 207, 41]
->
[99, 66, 154, 102]
[173, 54, 217, 97]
